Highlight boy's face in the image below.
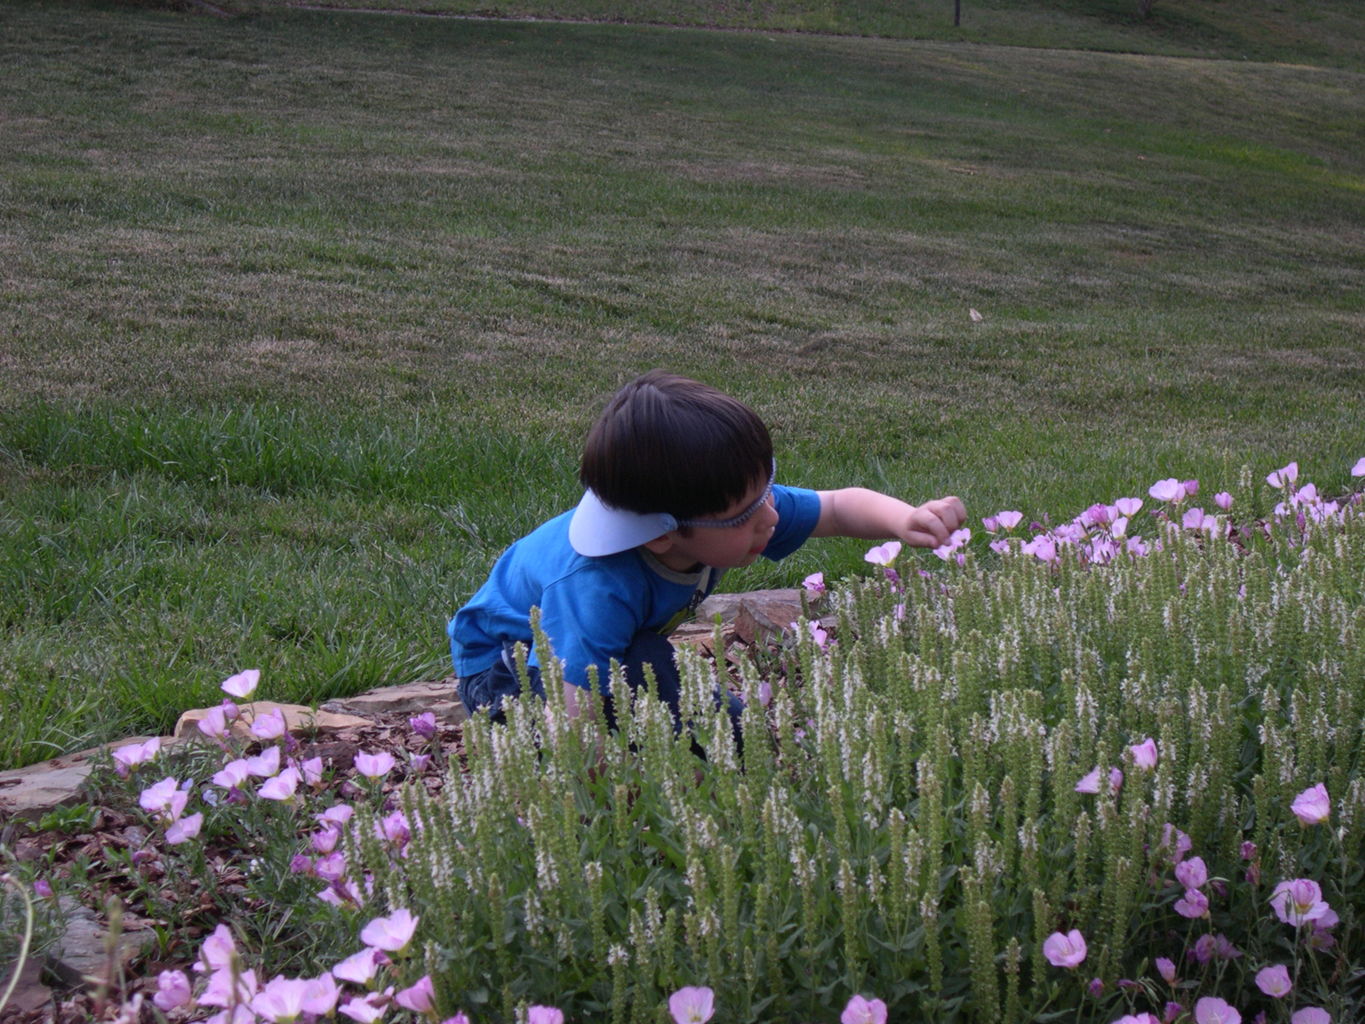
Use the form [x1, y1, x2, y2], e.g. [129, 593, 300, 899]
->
[646, 473, 779, 572]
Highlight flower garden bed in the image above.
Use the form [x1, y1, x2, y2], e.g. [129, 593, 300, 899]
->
[3, 459, 1364, 1024]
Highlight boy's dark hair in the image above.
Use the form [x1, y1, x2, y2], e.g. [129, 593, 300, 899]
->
[580, 370, 773, 519]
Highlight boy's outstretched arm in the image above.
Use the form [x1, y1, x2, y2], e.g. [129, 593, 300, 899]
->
[812, 488, 967, 549]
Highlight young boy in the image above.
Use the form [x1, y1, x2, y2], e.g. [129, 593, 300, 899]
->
[449, 370, 965, 729]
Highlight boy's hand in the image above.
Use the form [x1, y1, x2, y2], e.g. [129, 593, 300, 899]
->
[814, 488, 967, 547]
[898, 496, 967, 548]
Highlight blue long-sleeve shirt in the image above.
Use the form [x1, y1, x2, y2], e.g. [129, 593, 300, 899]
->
[449, 485, 821, 692]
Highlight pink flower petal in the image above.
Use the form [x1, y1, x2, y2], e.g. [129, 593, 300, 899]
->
[221, 669, 261, 699]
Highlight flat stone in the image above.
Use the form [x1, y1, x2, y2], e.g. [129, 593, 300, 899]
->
[695, 588, 811, 642]
[173, 701, 372, 740]
[669, 620, 719, 653]
[322, 678, 465, 725]
[44, 896, 146, 992]
[4, 955, 52, 1015]
[0, 738, 164, 824]
[696, 587, 809, 624]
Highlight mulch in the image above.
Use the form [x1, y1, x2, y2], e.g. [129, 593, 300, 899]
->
[2, 710, 464, 1024]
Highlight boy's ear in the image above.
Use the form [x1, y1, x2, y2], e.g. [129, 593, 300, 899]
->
[642, 532, 677, 556]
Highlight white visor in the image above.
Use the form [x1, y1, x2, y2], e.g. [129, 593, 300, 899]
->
[568, 489, 679, 557]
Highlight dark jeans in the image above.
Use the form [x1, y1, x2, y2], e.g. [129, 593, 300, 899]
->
[457, 631, 744, 753]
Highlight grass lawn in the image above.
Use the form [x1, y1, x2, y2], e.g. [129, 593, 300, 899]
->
[0, 0, 1362, 768]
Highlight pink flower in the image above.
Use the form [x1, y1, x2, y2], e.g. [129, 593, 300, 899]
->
[1175, 856, 1208, 890]
[139, 776, 189, 824]
[360, 908, 419, 952]
[213, 758, 253, 790]
[1194, 997, 1241, 1024]
[802, 572, 826, 595]
[1212, 934, 1241, 960]
[153, 970, 193, 1012]
[1080, 503, 1111, 528]
[1290, 1011, 1330, 1024]
[112, 738, 162, 777]
[864, 541, 902, 566]
[1128, 737, 1158, 769]
[933, 527, 971, 560]
[245, 746, 282, 778]
[1266, 462, 1298, 488]
[339, 993, 390, 1023]
[1311, 906, 1338, 932]
[1075, 768, 1102, 794]
[1290, 783, 1330, 825]
[259, 767, 302, 802]
[302, 975, 341, 1017]
[808, 620, 830, 648]
[527, 1008, 565, 1024]
[1022, 534, 1058, 563]
[668, 986, 716, 1024]
[1042, 929, 1087, 968]
[1182, 479, 1199, 497]
[317, 804, 355, 826]
[201, 967, 258, 1009]
[1076, 767, 1122, 794]
[1254, 964, 1292, 997]
[1174, 888, 1209, 919]
[409, 712, 438, 739]
[1181, 507, 1212, 532]
[300, 757, 325, 788]
[995, 510, 1024, 530]
[1352, 458, 1365, 477]
[197, 705, 233, 741]
[354, 750, 396, 780]
[314, 852, 347, 882]
[1270, 879, 1331, 926]
[394, 976, 436, 1014]
[1154, 957, 1176, 984]
[196, 923, 238, 973]
[1149, 479, 1184, 503]
[221, 669, 261, 699]
[1191, 934, 1218, 964]
[1114, 1016, 1161, 1024]
[1114, 497, 1143, 517]
[250, 708, 288, 741]
[1214, 491, 1233, 510]
[166, 812, 204, 845]
[840, 995, 888, 1024]
[252, 976, 313, 1023]
[379, 810, 411, 847]
[1158, 823, 1191, 863]
[330, 948, 383, 986]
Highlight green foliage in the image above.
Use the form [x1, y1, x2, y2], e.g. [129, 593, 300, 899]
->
[365, 502, 1365, 1022]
